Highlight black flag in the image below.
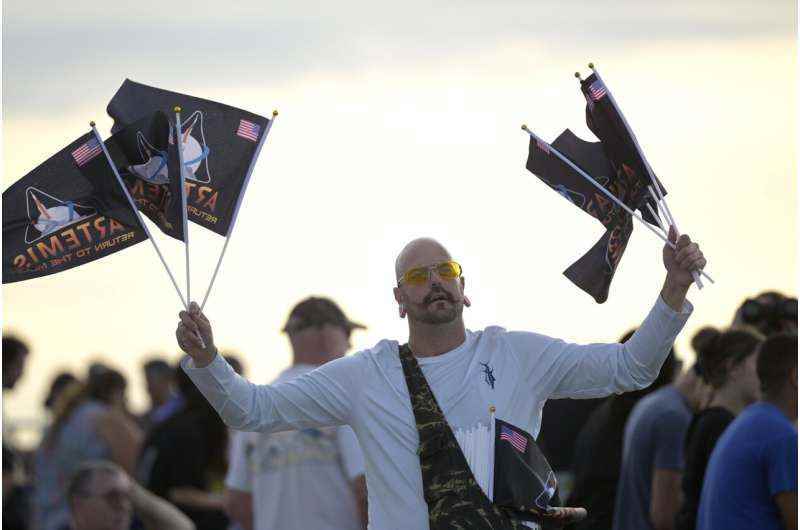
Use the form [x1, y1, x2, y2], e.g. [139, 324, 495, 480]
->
[580, 72, 666, 226]
[526, 130, 633, 303]
[3, 133, 147, 283]
[103, 111, 185, 241]
[107, 79, 271, 236]
[493, 419, 586, 527]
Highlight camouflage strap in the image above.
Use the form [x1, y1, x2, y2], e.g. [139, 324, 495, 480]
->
[398, 344, 525, 530]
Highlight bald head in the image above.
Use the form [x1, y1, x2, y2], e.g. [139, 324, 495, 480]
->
[395, 238, 452, 280]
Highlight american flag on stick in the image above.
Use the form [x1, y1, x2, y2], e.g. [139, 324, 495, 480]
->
[71, 138, 102, 167]
[500, 425, 528, 453]
[237, 119, 261, 142]
[588, 79, 608, 102]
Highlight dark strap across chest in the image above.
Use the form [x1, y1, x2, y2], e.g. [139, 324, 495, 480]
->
[398, 343, 525, 530]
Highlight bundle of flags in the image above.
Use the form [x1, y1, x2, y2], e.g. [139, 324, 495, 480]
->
[454, 418, 587, 527]
[3, 79, 275, 310]
[523, 66, 674, 303]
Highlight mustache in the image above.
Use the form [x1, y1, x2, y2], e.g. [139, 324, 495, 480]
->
[423, 289, 456, 305]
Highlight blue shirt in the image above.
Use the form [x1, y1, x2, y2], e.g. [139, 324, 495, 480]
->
[697, 402, 797, 530]
[613, 385, 693, 530]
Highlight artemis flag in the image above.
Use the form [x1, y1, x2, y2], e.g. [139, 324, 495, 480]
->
[107, 79, 272, 236]
[3, 133, 147, 283]
[526, 73, 668, 303]
[527, 130, 634, 303]
[580, 73, 666, 226]
[493, 419, 586, 526]
[103, 111, 186, 241]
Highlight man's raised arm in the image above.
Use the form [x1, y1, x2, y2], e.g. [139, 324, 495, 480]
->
[511, 228, 704, 399]
[176, 304, 360, 432]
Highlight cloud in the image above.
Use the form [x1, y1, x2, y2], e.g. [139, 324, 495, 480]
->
[3, 0, 794, 119]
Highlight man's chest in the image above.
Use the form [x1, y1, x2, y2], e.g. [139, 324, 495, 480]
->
[358, 347, 537, 444]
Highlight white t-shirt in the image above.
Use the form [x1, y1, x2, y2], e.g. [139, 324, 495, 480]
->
[185, 296, 691, 530]
[224, 364, 365, 530]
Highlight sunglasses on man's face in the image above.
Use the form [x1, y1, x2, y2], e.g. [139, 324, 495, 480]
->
[399, 261, 463, 286]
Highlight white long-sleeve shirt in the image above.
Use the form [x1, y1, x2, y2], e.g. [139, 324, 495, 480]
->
[183, 295, 692, 530]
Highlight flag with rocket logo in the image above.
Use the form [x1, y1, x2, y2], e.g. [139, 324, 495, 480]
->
[107, 79, 271, 236]
[2, 133, 147, 283]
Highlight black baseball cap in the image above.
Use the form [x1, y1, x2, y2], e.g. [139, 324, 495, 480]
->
[282, 297, 366, 335]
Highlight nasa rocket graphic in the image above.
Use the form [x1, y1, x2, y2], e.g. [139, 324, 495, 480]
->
[25, 188, 96, 244]
[177, 111, 211, 184]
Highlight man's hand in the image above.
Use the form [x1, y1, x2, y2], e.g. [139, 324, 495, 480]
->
[176, 302, 217, 368]
[661, 226, 706, 311]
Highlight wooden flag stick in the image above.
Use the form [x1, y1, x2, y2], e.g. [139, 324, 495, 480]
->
[587, 63, 703, 288]
[522, 125, 714, 284]
[174, 107, 193, 306]
[200, 110, 278, 311]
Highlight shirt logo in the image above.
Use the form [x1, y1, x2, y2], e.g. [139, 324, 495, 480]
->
[480, 362, 496, 389]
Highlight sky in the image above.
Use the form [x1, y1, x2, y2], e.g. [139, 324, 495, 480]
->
[2, 0, 797, 448]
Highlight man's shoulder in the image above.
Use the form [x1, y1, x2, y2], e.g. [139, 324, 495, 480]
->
[631, 387, 688, 426]
[729, 403, 797, 443]
[353, 338, 399, 362]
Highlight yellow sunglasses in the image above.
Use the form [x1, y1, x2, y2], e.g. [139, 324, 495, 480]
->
[399, 261, 463, 286]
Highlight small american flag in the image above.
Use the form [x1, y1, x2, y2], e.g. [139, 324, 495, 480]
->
[500, 425, 528, 453]
[71, 138, 102, 167]
[536, 139, 550, 154]
[237, 119, 261, 142]
[588, 80, 607, 102]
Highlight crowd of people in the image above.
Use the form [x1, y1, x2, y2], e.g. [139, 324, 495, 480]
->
[539, 290, 797, 530]
[2, 284, 797, 530]
[2, 297, 369, 530]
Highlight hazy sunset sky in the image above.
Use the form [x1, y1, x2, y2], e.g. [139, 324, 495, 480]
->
[3, 0, 796, 447]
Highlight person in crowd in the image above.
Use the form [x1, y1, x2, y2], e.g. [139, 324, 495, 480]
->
[43, 372, 79, 413]
[4, 440, 31, 530]
[67, 460, 194, 530]
[733, 291, 796, 337]
[176, 232, 704, 529]
[3, 334, 32, 530]
[566, 329, 681, 530]
[697, 333, 797, 530]
[140, 358, 182, 431]
[675, 327, 762, 530]
[537, 397, 604, 498]
[223, 297, 368, 530]
[138, 361, 230, 530]
[33, 367, 143, 530]
[612, 352, 710, 530]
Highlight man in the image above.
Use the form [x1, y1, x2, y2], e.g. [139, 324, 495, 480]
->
[177, 230, 705, 529]
[223, 297, 368, 530]
[612, 358, 709, 530]
[67, 460, 194, 530]
[697, 333, 797, 530]
[141, 358, 182, 430]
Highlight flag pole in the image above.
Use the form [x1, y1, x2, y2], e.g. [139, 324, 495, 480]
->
[200, 110, 278, 311]
[174, 107, 192, 305]
[587, 63, 703, 288]
[645, 187, 708, 284]
[90, 122, 187, 308]
[522, 125, 713, 284]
